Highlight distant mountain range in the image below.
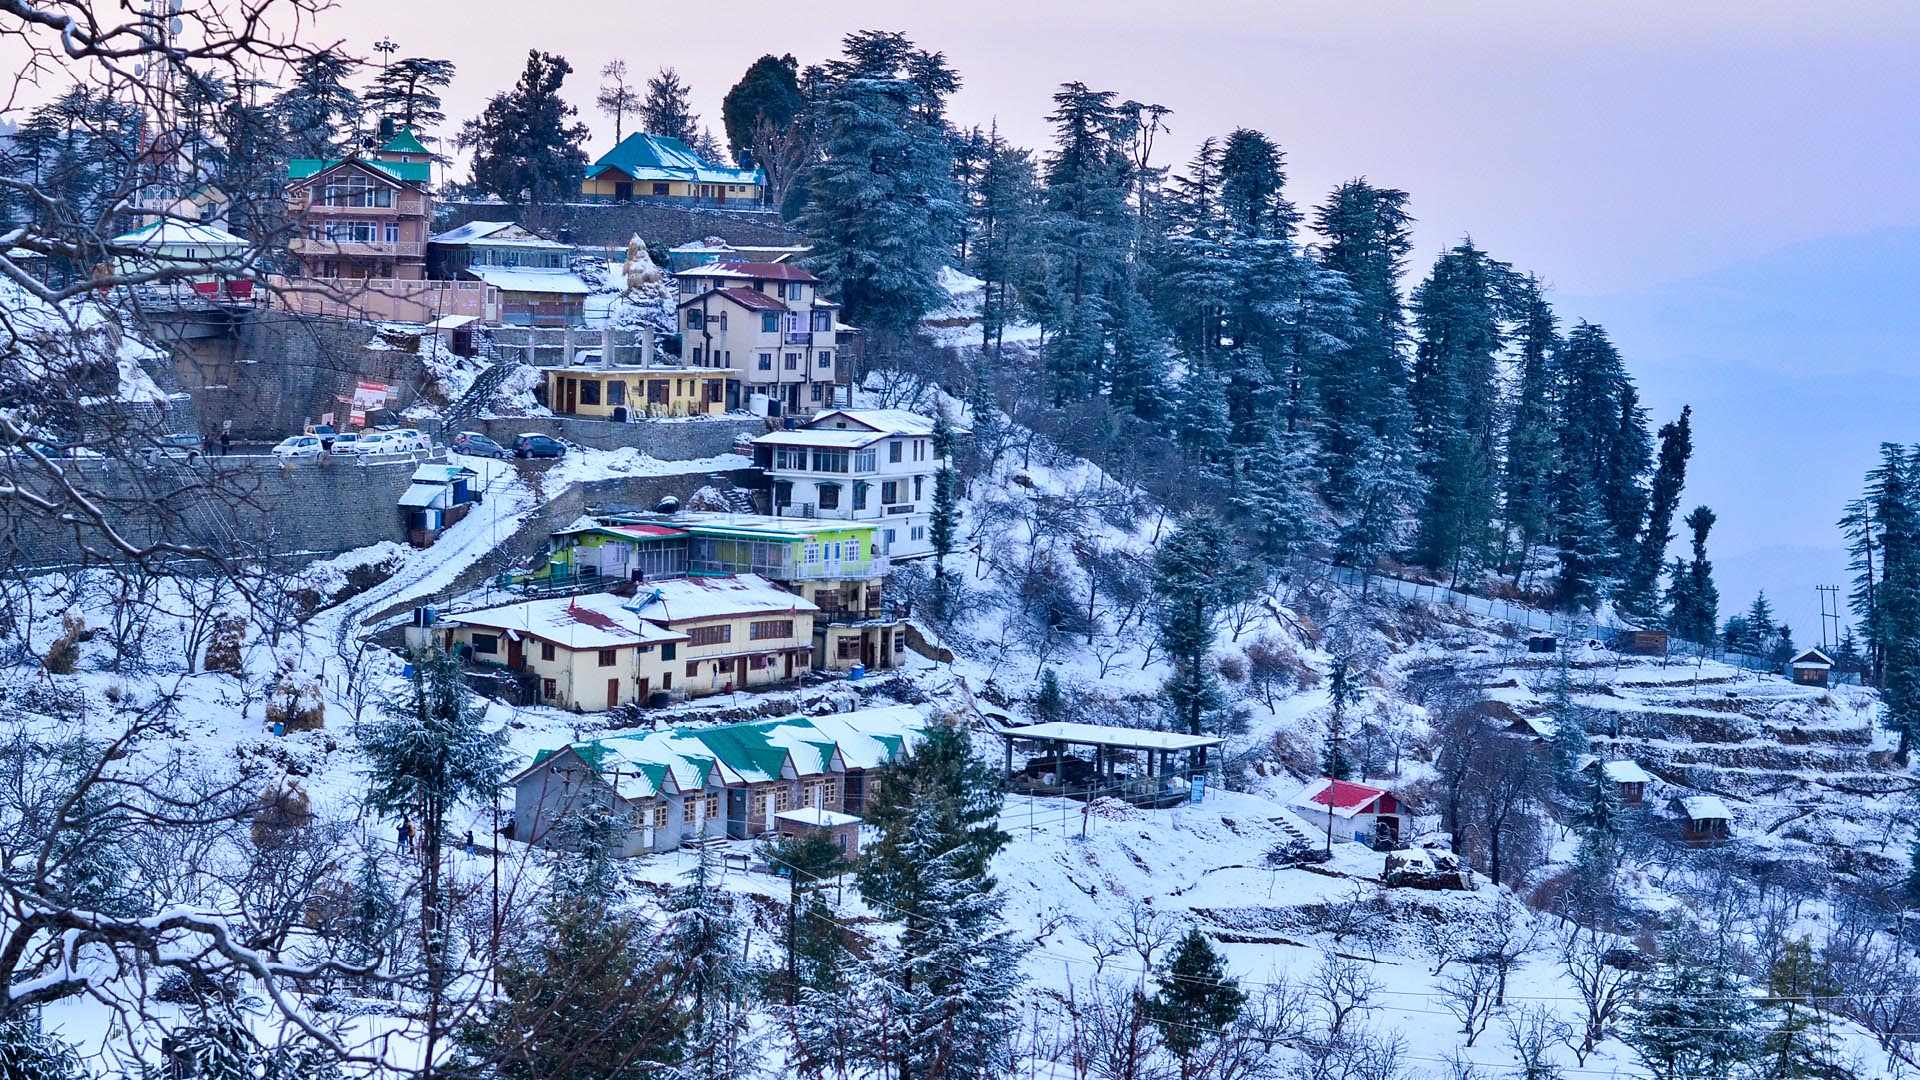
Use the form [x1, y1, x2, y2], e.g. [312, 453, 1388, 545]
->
[1564, 227, 1920, 638]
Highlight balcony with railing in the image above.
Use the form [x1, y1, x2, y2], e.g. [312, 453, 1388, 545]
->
[289, 237, 425, 259]
[267, 275, 499, 323]
[288, 192, 429, 216]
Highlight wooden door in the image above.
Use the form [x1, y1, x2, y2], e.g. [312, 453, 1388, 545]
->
[563, 378, 577, 414]
[736, 656, 748, 685]
[607, 678, 621, 708]
[507, 639, 524, 669]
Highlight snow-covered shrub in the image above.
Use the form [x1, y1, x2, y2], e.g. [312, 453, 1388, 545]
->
[41, 613, 87, 674]
[203, 615, 247, 676]
[266, 660, 325, 732]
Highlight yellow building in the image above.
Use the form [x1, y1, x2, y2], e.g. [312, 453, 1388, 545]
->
[636, 574, 820, 696]
[434, 591, 688, 712]
[545, 364, 736, 419]
[581, 132, 764, 207]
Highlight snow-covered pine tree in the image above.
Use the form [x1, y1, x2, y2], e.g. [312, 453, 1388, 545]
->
[758, 829, 852, 1005]
[1667, 505, 1721, 645]
[1618, 406, 1692, 624]
[800, 32, 960, 341]
[274, 53, 361, 160]
[1229, 418, 1328, 569]
[1148, 928, 1248, 1080]
[1499, 276, 1560, 580]
[1554, 479, 1616, 613]
[1548, 711, 1591, 796]
[0, 1011, 83, 1080]
[1154, 513, 1245, 737]
[1760, 937, 1847, 1080]
[1625, 928, 1759, 1080]
[859, 715, 1008, 912]
[966, 123, 1042, 363]
[930, 410, 963, 615]
[665, 845, 760, 1080]
[1037, 81, 1139, 406]
[1171, 367, 1232, 475]
[457, 51, 591, 204]
[639, 67, 701, 144]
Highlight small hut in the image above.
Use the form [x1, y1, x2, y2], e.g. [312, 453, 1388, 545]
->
[774, 807, 862, 858]
[1290, 778, 1403, 847]
[1582, 758, 1652, 806]
[1787, 648, 1833, 688]
[1675, 794, 1732, 845]
[1527, 633, 1557, 654]
[1614, 628, 1669, 656]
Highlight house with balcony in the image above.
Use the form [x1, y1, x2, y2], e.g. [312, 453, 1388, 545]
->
[581, 132, 764, 206]
[544, 363, 734, 419]
[751, 409, 965, 560]
[676, 261, 853, 417]
[278, 125, 497, 323]
[535, 511, 907, 672]
[427, 220, 589, 326]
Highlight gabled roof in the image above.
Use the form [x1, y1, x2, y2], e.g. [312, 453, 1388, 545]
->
[1790, 648, 1834, 667]
[466, 267, 592, 296]
[1290, 777, 1394, 820]
[412, 463, 477, 483]
[631, 573, 820, 624]
[807, 408, 959, 437]
[776, 807, 860, 828]
[429, 220, 567, 247]
[677, 286, 788, 312]
[1678, 794, 1732, 822]
[379, 127, 430, 156]
[446, 591, 689, 651]
[1510, 715, 1557, 738]
[288, 155, 431, 185]
[677, 260, 818, 283]
[109, 220, 249, 249]
[585, 132, 763, 186]
[1584, 759, 1653, 785]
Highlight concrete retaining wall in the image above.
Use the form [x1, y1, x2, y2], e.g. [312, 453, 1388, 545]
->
[472, 415, 766, 458]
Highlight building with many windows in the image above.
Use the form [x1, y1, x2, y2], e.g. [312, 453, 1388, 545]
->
[752, 409, 965, 559]
[580, 132, 765, 206]
[285, 127, 434, 281]
[675, 261, 852, 417]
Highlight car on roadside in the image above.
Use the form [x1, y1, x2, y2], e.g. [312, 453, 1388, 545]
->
[272, 435, 325, 460]
[512, 433, 568, 459]
[329, 432, 362, 453]
[141, 432, 204, 466]
[348, 430, 429, 456]
[451, 431, 510, 459]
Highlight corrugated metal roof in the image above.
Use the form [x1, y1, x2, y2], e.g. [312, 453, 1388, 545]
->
[584, 132, 764, 186]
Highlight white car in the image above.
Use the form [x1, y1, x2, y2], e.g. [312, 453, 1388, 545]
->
[349, 430, 429, 456]
[272, 435, 325, 460]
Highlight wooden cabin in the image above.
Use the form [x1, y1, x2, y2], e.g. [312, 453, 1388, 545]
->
[1675, 794, 1732, 845]
[1787, 648, 1833, 688]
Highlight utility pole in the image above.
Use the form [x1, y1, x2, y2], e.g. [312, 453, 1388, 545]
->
[374, 37, 398, 73]
[1817, 585, 1842, 651]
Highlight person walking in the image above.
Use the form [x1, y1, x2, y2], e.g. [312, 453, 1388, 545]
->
[464, 828, 475, 856]
[398, 818, 414, 856]
[218, 430, 231, 456]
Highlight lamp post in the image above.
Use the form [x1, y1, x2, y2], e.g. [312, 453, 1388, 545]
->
[374, 37, 398, 73]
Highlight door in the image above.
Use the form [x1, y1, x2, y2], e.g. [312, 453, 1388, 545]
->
[563, 378, 577, 414]
[736, 656, 749, 686]
[638, 677, 649, 702]
[607, 678, 621, 709]
[726, 788, 748, 839]
[844, 773, 865, 814]
[784, 651, 794, 678]
[614, 181, 633, 201]
[862, 635, 876, 669]
[507, 639, 524, 669]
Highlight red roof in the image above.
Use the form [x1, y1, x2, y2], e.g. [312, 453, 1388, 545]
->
[680, 260, 818, 283]
[713, 286, 787, 311]
[615, 523, 685, 537]
[1306, 779, 1389, 811]
[562, 603, 620, 631]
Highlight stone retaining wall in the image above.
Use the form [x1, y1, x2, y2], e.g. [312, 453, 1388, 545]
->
[472, 414, 766, 458]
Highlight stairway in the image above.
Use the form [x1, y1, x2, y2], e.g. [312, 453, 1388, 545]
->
[441, 359, 524, 436]
[709, 475, 758, 514]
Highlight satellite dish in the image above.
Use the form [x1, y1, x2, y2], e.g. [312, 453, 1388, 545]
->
[168, 16, 182, 34]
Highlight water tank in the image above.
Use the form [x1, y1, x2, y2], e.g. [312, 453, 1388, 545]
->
[655, 495, 680, 513]
[850, 663, 866, 680]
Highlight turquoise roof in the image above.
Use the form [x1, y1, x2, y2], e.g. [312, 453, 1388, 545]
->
[585, 132, 763, 186]
[380, 127, 430, 156]
[288, 154, 431, 185]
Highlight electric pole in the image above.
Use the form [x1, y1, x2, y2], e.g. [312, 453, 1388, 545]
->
[1817, 585, 1842, 651]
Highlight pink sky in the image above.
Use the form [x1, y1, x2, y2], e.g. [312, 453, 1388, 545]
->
[299, 0, 1920, 293]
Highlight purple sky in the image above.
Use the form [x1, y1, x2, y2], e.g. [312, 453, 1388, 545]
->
[314, 0, 1920, 292]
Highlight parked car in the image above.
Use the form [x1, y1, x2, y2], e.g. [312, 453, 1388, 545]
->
[305, 423, 338, 449]
[272, 435, 324, 460]
[451, 431, 510, 459]
[329, 432, 362, 453]
[349, 430, 430, 456]
[142, 432, 204, 466]
[513, 433, 568, 459]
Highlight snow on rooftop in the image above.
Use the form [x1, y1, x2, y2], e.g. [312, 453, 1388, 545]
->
[633, 573, 820, 624]
[997, 721, 1225, 752]
[467, 268, 593, 295]
[807, 408, 949, 437]
[1680, 794, 1732, 821]
[776, 807, 860, 828]
[1598, 759, 1653, 784]
[447, 591, 688, 651]
[1290, 777, 1392, 819]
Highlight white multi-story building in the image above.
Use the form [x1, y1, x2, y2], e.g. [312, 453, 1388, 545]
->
[751, 409, 965, 559]
[675, 261, 854, 417]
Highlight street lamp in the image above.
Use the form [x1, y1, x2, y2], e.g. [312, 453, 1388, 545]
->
[373, 37, 398, 72]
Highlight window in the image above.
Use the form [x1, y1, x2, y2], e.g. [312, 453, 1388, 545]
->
[653, 183, 670, 195]
[785, 282, 804, 300]
[718, 311, 729, 330]
[811, 385, 823, 402]
[773, 446, 808, 470]
[751, 619, 794, 641]
[384, 221, 400, 243]
[914, 475, 925, 500]
[817, 485, 840, 510]
[804, 782, 820, 807]
[541, 642, 556, 662]
[758, 352, 774, 371]
[889, 441, 903, 463]
[320, 173, 393, 208]
[853, 484, 869, 511]
[542, 678, 557, 700]
[598, 649, 617, 667]
[683, 798, 697, 823]
[813, 311, 833, 332]
[837, 636, 862, 660]
[752, 792, 768, 820]
[774, 785, 792, 812]
[688, 625, 732, 647]
[818, 350, 833, 368]
[686, 310, 704, 329]
[686, 660, 700, 677]
[705, 793, 719, 819]
[471, 634, 499, 655]
[823, 779, 839, 807]
[607, 381, 625, 406]
[652, 804, 668, 828]
[884, 528, 897, 545]
[660, 643, 677, 661]
[761, 313, 779, 333]
[662, 671, 673, 689]
[811, 449, 849, 473]
[853, 448, 876, 472]
[579, 380, 601, 406]
[881, 480, 904, 504]
[785, 353, 800, 370]
[915, 440, 928, 462]
[911, 525, 926, 541]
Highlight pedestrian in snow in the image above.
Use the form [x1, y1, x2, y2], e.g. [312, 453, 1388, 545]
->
[398, 818, 414, 855]
[218, 431, 231, 456]
[464, 828, 475, 856]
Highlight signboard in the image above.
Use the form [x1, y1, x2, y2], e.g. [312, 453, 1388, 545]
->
[1190, 775, 1205, 805]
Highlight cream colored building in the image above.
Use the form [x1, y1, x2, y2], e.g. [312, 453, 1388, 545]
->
[636, 574, 820, 697]
[544, 364, 736, 419]
[433, 591, 688, 711]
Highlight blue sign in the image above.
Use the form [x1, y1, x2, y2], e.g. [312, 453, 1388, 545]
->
[1190, 775, 1206, 805]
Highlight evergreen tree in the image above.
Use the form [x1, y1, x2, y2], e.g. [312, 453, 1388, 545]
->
[1746, 593, 1778, 654]
[1552, 321, 1649, 579]
[758, 830, 852, 1005]
[1555, 479, 1616, 612]
[799, 32, 961, 340]
[1864, 448, 1920, 755]
[929, 410, 963, 615]
[458, 51, 591, 204]
[1321, 656, 1360, 781]
[1332, 434, 1425, 579]
[1760, 937, 1846, 1080]
[339, 848, 400, 978]
[1666, 505, 1721, 646]
[858, 715, 1008, 913]
[1548, 712, 1591, 796]
[1619, 406, 1692, 623]
[1230, 424, 1328, 567]
[596, 60, 641, 143]
[1500, 276, 1560, 578]
[1171, 367, 1232, 474]
[1625, 928, 1759, 1080]
[1034, 667, 1064, 721]
[1148, 928, 1248, 1080]
[640, 67, 701, 145]
[275, 53, 361, 159]
[1409, 240, 1512, 580]
[357, 645, 509, 984]
[364, 57, 455, 145]
[0, 1011, 82, 1080]
[1572, 761, 1623, 840]
[1842, 493, 1885, 685]
[722, 53, 805, 161]
[1037, 82, 1139, 407]
[665, 847, 759, 1080]
[966, 123, 1042, 361]
[1154, 513, 1245, 737]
